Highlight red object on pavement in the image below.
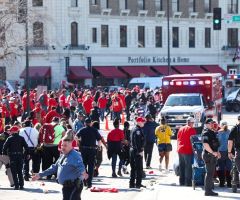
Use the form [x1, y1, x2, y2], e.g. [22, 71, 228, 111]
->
[90, 187, 119, 193]
[149, 171, 154, 174]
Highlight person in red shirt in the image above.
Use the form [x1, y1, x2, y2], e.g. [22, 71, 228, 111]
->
[83, 95, 93, 116]
[177, 117, 196, 186]
[111, 93, 123, 121]
[48, 92, 58, 112]
[59, 89, 68, 109]
[38, 90, 48, 112]
[98, 93, 108, 122]
[107, 119, 124, 177]
[32, 103, 46, 125]
[44, 107, 61, 123]
[9, 97, 18, 124]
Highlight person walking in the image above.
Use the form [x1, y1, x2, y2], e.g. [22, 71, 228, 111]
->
[0, 125, 14, 187]
[129, 117, 146, 188]
[107, 119, 124, 177]
[155, 117, 173, 172]
[177, 117, 196, 186]
[32, 132, 88, 200]
[19, 120, 40, 181]
[2, 126, 29, 190]
[143, 114, 158, 169]
[76, 118, 102, 188]
[202, 118, 221, 196]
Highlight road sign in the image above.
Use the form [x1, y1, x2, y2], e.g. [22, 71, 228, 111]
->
[232, 15, 240, 22]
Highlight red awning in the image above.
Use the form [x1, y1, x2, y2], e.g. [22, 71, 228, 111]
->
[173, 65, 206, 74]
[20, 66, 51, 78]
[69, 66, 93, 79]
[201, 65, 227, 76]
[120, 66, 157, 77]
[93, 66, 126, 78]
[152, 66, 179, 75]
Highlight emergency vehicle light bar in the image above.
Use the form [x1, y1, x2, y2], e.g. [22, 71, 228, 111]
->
[163, 79, 211, 86]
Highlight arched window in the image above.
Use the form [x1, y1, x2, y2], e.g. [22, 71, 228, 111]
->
[71, 22, 78, 46]
[33, 22, 44, 46]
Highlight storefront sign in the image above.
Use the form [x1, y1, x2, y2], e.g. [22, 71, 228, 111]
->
[128, 56, 190, 64]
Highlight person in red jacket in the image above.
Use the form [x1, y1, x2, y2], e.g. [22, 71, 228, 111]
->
[59, 89, 68, 110]
[177, 117, 196, 186]
[9, 97, 18, 124]
[111, 93, 123, 121]
[32, 103, 46, 125]
[83, 95, 93, 116]
[44, 107, 61, 123]
[48, 92, 58, 112]
[98, 93, 108, 122]
[38, 90, 48, 112]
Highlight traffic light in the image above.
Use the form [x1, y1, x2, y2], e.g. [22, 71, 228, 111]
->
[213, 8, 221, 30]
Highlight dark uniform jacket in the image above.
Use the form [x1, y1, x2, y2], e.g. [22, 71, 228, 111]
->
[130, 126, 145, 154]
[2, 134, 29, 156]
[202, 128, 220, 153]
[229, 124, 240, 149]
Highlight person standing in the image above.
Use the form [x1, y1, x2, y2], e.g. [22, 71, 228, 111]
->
[228, 115, 240, 189]
[107, 119, 124, 177]
[89, 101, 100, 123]
[125, 91, 133, 121]
[32, 133, 88, 200]
[98, 93, 108, 122]
[177, 117, 196, 186]
[217, 121, 232, 187]
[19, 120, 40, 181]
[73, 112, 85, 133]
[202, 118, 221, 196]
[2, 126, 29, 190]
[143, 114, 158, 169]
[76, 118, 102, 188]
[0, 125, 14, 187]
[38, 90, 48, 112]
[155, 117, 173, 172]
[129, 117, 146, 188]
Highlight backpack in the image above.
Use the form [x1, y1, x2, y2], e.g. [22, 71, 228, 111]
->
[39, 123, 55, 144]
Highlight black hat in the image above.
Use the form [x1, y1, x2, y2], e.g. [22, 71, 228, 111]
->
[145, 114, 152, 120]
[85, 118, 92, 124]
[205, 118, 214, 124]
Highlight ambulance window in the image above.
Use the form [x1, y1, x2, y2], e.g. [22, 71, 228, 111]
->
[202, 96, 207, 107]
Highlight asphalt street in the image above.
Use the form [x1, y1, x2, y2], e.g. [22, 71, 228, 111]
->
[0, 111, 240, 200]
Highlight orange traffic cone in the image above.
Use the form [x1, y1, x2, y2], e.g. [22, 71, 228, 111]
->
[121, 112, 125, 125]
[105, 117, 110, 131]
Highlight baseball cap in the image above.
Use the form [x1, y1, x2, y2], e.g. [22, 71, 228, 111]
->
[9, 126, 20, 134]
[85, 118, 92, 124]
[186, 117, 194, 123]
[205, 118, 214, 124]
[136, 117, 146, 123]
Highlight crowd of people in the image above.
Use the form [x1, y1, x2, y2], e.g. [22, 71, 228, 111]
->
[0, 85, 240, 199]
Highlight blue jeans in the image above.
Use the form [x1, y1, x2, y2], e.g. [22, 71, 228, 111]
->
[179, 153, 193, 186]
[100, 108, 105, 122]
[112, 154, 122, 173]
[113, 112, 121, 121]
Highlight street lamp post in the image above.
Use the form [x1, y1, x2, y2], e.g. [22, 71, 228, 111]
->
[25, 0, 30, 115]
[167, 0, 171, 75]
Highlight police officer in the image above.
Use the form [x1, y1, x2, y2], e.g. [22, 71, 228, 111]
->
[76, 118, 102, 188]
[202, 118, 221, 196]
[19, 120, 40, 181]
[129, 117, 146, 189]
[2, 126, 29, 190]
[0, 125, 14, 187]
[32, 130, 88, 200]
[228, 115, 240, 187]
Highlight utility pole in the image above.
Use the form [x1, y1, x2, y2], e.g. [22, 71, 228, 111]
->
[167, 0, 171, 75]
[25, 0, 30, 115]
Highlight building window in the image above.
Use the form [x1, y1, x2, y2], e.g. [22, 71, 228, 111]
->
[172, 27, 179, 48]
[155, 0, 163, 11]
[228, 28, 238, 48]
[155, 26, 162, 48]
[189, 27, 195, 48]
[71, 0, 78, 7]
[189, 0, 196, 13]
[205, 28, 211, 48]
[101, 0, 109, 9]
[172, 0, 180, 12]
[120, 25, 127, 47]
[18, 0, 27, 23]
[138, 26, 145, 48]
[138, 0, 145, 10]
[92, 28, 97, 43]
[32, 0, 43, 7]
[204, 0, 212, 13]
[101, 25, 109, 47]
[91, 0, 97, 5]
[33, 22, 44, 46]
[119, 0, 128, 10]
[71, 22, 78, 46]
[228, 0, 238, 14]
[0, 26, 5, 47]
